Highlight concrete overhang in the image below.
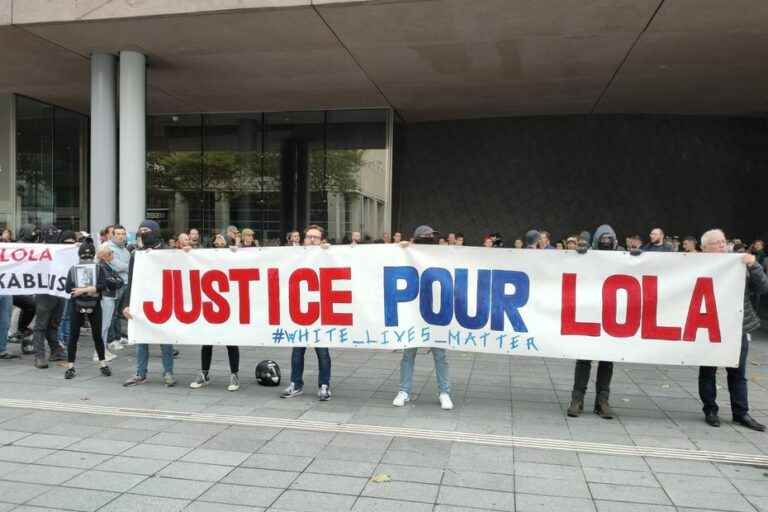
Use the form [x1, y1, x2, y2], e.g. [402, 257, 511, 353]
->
[0, 0, 766, 120]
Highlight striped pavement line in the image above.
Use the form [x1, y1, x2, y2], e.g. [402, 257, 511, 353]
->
[0, 398, 766, 467]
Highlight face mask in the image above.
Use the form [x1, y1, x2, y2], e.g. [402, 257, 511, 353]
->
[413, 237, 437, 245]
[139, 230, 158, 248]
[598, 238, 613, 250]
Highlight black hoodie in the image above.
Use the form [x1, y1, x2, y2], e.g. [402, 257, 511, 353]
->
[125, 220, 164, 309]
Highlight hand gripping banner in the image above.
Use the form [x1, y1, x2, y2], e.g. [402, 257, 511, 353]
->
[128, 245, 746, 366]
[0, 243, 79, 298]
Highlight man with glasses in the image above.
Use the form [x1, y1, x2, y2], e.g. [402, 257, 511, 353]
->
[281, 225, 332, 401]
[698, 229, 767, 431]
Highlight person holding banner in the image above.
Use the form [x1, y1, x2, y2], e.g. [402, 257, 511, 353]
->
[698, 229, 767, 432]
[32, 225, 68, 368]
[186, 240, 241, 392]
[281, 225, 332, 401]
[567, 225, 627, 420]
[122, 220, 177, 387]
[0, 295, 19, 359]
[392, 225, 454, 411]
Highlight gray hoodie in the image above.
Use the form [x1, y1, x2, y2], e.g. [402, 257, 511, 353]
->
[592, 224, 625, 251]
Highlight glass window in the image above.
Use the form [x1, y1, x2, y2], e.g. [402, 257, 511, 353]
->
[15, 96, 89, 231]
[147, 114, 203, 242]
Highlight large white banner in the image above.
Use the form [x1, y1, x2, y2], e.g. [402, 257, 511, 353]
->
[0, 243, 78, 298]
[128, 245, 746, 366]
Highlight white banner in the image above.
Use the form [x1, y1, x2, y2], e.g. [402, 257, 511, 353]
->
[0, 243, 78, 298]
[128, 245, 746, 366]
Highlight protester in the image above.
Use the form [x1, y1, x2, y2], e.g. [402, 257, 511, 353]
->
[538, 230, 555, 249]
[286, 230, 300, 246]
[99, 225, 114, 245]
[382, 232, 391, 244]
[350, 231, 362, 245]
[167, 237, 177, 248]
[524, 230, 540, 249]
[189, 228, 201, 248]
[513, 238, 524, 249]
[0, 295, 19, 359]
[241, 228, 258, 248]
[750, 239, 765, 265]
[0, 229, 12, 242]
[185, 239, 242, 391]
[176, 232, 190, 249]
[392, 225, 453, 410]
[122, 220, 176, 387]
[643, 228, 673, 252]
[565, 236, 578, 250]
[32, 225, 67, 369]
[682, 236, 698, 253]
[104, 225, 130, 350]
[281, 225, 332, 401]
[56, 230, 78, 351]
[64, 239, 119, 379]
[393, 232, 402, 243]
[455, 233, 464, 246]
[447, 233, 456, 245]
[94, 246, 120, 362]
[211, 233, 227, 248]
[627, 235, 643, 251]
[567, 224, 626, 420]
[483, 236, 494, 248]
[698, 229, 767, 432]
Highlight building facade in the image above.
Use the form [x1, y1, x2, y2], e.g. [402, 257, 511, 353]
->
[1, 1, 767, 244]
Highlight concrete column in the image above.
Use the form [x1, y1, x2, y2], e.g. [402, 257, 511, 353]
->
[90, 54, 117, 234]
[0, 94, 14, 231]
[118, 51, 146, 232]
[173, 192, 189, 235]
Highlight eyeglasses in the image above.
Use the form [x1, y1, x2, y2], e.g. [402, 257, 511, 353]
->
[305, 235, 322, 241]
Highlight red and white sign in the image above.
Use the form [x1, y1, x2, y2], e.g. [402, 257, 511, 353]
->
[0, 243, 79, 298]
[128, 245, 746, 366]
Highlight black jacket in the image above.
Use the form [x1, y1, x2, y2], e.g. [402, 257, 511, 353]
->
[744, 263, 768, 333]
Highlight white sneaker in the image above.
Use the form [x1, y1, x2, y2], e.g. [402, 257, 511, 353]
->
[190, 372, 210, 389]
[92, 352, 99, 362]
[119, 337, 129, 346]
[392, 391, 410, 407]
[108, 341, 124, 351]
[439, 393, 454, 410]
[227, 373, 240, 392]
[318, 384, 331, 401]
[280, 382, 303, 398]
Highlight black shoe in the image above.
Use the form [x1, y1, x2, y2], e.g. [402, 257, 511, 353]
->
[594, 399, 614, 419]
[49, 348, 67, 362]
[0, 352, 20, 360]
[733, 414, 765, 432]
[100, 366, 112, 377]
[21, 343, 35, 355]
[64, 368, 76, 379]
[173, 349, 180, 357]
[705, 413, 721, 427]
[567, 398, 583, 418]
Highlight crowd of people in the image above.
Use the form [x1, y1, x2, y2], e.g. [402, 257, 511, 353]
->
[0, 221, 766, 433]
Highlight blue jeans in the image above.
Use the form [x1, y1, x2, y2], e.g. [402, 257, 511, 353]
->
[399, 348, 451, 395]
[108, 288, 126, 342]
[135, 344, 175, 378]
[57, 299, 71, 344]
[0, 296, 11, 353]
[290, 347, 331, 389]
[699, 333, 750, 417]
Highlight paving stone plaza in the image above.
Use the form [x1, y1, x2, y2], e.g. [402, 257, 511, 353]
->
[0, 332, 765, 512]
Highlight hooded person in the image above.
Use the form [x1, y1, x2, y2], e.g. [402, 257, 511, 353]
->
[31, 223, 67, 368]
[567, 223, 624, 420]
[17, 223, 40, 243]
[103, 225, 131, 350]
[591, 224, 625, 251]
[121, 220, 177, 387]
[390, 225, 454, 411]
[62, 238, 118, 379]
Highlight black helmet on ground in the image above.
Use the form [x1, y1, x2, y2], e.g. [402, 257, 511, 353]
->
[255, 360, 281, 386]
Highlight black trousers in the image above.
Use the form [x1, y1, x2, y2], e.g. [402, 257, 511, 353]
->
[33, 295, 63, 357]
[572, 360, 614, 403]
[13, 295, 35, 331]
[699, 333, 749, 418]
[201, 345, 239, 373]
[67, 301, 105, 363]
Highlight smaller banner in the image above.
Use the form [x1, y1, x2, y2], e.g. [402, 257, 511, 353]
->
[0, 243, 79, 298]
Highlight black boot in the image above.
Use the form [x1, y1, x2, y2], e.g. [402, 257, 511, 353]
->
[594, 399, 614, 419]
